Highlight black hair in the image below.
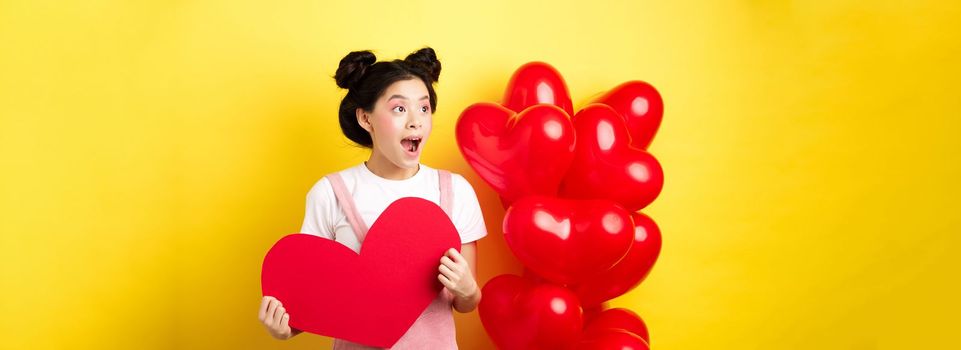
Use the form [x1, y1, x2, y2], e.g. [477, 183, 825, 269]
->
[334, 47, 441, 148]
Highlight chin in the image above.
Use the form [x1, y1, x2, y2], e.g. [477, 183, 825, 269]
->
[394, 157, 419, 169]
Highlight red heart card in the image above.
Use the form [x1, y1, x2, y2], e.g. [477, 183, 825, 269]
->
[261, 197, 461, 348]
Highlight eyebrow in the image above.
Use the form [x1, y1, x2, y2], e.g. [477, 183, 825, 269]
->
[388, 95, 430, 101]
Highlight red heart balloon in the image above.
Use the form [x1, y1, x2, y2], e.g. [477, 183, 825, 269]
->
[577, 329, 650, 350]
[456, 102, 576, 205]
[504, 196, 635, 285]
[559, 103, 664, 212]
[572, 212, 661, 306]
[583, 308, 650, 345]
[582, 302, 607, 322]
[479, 274, 583, 350]
[592, 81, 664, 150]
[503, 61, 574, 116]
[261, 197, 461, 348]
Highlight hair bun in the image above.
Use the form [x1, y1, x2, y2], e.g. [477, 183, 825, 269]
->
[334, 50, 377, 89]
[404, 47, 441, 83]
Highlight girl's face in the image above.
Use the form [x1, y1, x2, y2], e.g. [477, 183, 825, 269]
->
[358, 78, 433, 171]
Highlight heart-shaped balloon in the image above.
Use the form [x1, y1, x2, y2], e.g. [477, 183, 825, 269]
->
[572, 212, 661, 306]
[261, 197, 461, 348]
[582, 302, 607, 322]
[583, 308, 650, 345]
[591, 81, 663, 150]
[479, 274, 583, 350]
[504, 195, 635, 285]
[456, 102, 575, 206]
[559, 103, 664, 212]
[503, 61, 574, 116]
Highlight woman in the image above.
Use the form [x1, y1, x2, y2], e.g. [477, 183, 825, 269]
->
[258, 47, 488, 349]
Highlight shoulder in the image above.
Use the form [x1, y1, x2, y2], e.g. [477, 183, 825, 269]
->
[449, 172, 473, 191]
[308, 165, 360, 200]
[308, 164, 365, 196]
[438, 169, 481, 200]
[439, 170, 489, 243]
[432, 166, 466, 187]
[305, 176, 335, 202]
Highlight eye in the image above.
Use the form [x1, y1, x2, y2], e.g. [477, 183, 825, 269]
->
[392, 106, 406, 113]
[421, 106, 430, 113]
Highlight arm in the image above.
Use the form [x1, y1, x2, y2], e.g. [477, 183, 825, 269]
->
[439, 243, 482, 313]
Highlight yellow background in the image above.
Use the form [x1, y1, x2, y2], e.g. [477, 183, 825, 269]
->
[2, 1, 959, 349]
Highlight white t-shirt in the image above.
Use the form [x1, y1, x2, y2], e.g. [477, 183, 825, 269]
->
[300, 162, 488, 252]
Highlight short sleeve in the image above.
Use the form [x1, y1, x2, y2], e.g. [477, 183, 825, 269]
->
[300, 177, 337, 239]
[450, 174, 489, 244]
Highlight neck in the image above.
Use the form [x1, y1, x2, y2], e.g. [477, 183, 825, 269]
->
[365, 149, 418, 180]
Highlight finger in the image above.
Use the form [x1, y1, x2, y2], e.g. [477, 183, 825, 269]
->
[441, 256, 458, 270]
[439, 264, 456, 279]
[264, 299, 279, 325]
[259, 296, 272, 321]
[280, 313, 290, 331]
[447, 248, 466, 264]
[438, 274, 454, 289]
[273, 306, 286, 328]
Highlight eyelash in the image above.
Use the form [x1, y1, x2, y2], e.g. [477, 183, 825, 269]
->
[392, 106, 431, 113]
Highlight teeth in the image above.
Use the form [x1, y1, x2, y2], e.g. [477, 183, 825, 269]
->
[402, 136, 421, 153]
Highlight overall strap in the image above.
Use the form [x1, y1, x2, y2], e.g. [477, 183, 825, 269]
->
[438, 170, 453, 217]
[325, 173, 370, 243]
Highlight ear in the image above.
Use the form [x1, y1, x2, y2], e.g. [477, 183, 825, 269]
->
[355, 108, 372, 133]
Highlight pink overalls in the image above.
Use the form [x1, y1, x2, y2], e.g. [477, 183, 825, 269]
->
[325, 170, 458, 350]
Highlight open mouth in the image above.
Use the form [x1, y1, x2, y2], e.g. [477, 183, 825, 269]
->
[401, 136, 422, 153]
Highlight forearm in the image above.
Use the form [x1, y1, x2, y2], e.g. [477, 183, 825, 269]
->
[452, 285, 481, 313]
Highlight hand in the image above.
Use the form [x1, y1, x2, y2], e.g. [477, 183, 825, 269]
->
[258, 296, 292, 340]
[438, 248, 479, 299]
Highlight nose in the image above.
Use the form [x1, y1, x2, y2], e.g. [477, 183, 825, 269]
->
[407, 116, 422, 129]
